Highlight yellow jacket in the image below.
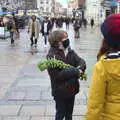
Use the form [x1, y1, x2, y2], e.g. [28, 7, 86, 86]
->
[86, 54, 120, 120]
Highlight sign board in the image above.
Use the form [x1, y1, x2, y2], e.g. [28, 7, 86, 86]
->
[18, 10, 24, 16]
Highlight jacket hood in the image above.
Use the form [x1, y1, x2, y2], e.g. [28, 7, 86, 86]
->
[101, 52, 120, 80]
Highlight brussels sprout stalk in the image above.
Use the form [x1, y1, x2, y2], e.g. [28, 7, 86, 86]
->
[38, 58, 87, 81]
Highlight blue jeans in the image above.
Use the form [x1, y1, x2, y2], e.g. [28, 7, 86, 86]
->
[54, 96, 75, 120]
[44, 33, 48, 45]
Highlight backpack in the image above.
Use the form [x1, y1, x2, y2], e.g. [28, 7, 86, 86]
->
[7, 21, 13, 31]
[74, 20, 80, 30]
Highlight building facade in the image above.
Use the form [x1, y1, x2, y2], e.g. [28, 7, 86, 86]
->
[37, 0, 55, 16]
[54, 2, 64, 16]
[24, 0, 37, 9]
[0, 0, 24, 11]
[68, 0, 78, 16]
[0, 0, 37, 11]
[85, 0, 103, 24]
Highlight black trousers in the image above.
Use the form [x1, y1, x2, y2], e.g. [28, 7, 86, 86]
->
[30, 32, 37, 45]
[10, 31, 14, 44]
[54, 96, 75, 120]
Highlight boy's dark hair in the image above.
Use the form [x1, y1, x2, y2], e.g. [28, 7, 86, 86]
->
[48, 30, 67, 46]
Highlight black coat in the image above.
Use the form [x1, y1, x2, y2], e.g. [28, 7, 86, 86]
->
[47, 46, 86, 97]
[41, 21, 52, 35]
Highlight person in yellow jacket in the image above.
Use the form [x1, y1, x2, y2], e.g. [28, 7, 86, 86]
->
[86, 14, 120, 120]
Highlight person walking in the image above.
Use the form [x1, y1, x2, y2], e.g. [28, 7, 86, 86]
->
[41, 17, 52, 46]
[86, 14, 120, 120]
[28, 15, 40, 47]
[47, 30, 86, 120]
[7, 17, 16, 45]
[90, 18, 94, 28]
[65, 17, 70, 30]
[73, 18, 81, 38]
[13, 14, 19, 38]
[83, 18, 88, 29]
[56, 17, 63, 28]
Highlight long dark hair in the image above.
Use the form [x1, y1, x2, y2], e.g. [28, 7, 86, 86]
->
[97, 39, 109, 60]
[97, 39, 120, 61]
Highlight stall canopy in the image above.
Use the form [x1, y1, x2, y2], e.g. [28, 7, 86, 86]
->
[0, 11, 12, 16]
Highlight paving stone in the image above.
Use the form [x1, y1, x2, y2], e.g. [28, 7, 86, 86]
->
[7, 92, 26, 100]
[73, 105, 87, 116]
[17, 79, 50, 87]
[3, 116, 30, 120]
[31, 116, 55, 120]
[72, 116, 85, 120]
[41, 91, 53, 100]
[45, 105, 56, 116]
[20, 106, 46, 116]
[0, 105, 21, 116]
[0, 116, 3, 120]
[31, 116, 85, 120]
[25, 92, 41, 101]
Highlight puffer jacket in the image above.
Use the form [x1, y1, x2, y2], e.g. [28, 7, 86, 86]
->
[86, 51, 120, 120]
[47, 46, 86, 97]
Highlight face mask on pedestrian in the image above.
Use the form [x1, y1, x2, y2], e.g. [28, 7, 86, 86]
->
[62, 39, 70, 49]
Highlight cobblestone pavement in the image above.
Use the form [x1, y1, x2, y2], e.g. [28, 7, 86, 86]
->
[0, 24, 102, 120]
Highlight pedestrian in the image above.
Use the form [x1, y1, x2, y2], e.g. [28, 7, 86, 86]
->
[73, 17, 81, 38]
[47, 30, 86, 120]
[86, 14, 120, 120]
[7, 17, 16, 45]
[90, 18, 94, 28]
[65, 17, 70, 29]
[13, 14, 19, 38]
[28, 15, 40, 47]
[41, 17, 52, 46]
[56, 17, 63, 28]
[0, 18, 4, 27]
[83, 18, 88, 29]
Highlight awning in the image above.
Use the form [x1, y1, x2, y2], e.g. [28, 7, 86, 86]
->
[0, 11, 12, 15]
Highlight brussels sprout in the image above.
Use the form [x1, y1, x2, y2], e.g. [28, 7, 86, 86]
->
[38, 58, 87, 81]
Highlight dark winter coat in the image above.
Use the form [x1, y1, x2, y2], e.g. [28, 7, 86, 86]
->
[47, 46, 86, 98]
[41, 21, 52, 35]
[74, 19, 81, 31]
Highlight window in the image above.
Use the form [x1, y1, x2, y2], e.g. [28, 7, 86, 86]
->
[40, 7, 44, 12]
[46, 0, 49, 4]
[46, 7, 49, 12]
[40, 1, 43, 4]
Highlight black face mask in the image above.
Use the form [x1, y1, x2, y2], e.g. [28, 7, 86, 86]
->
[62, 39, 70, 49]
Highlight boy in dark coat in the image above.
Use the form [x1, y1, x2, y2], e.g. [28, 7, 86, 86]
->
[47, 30, 86, 120]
